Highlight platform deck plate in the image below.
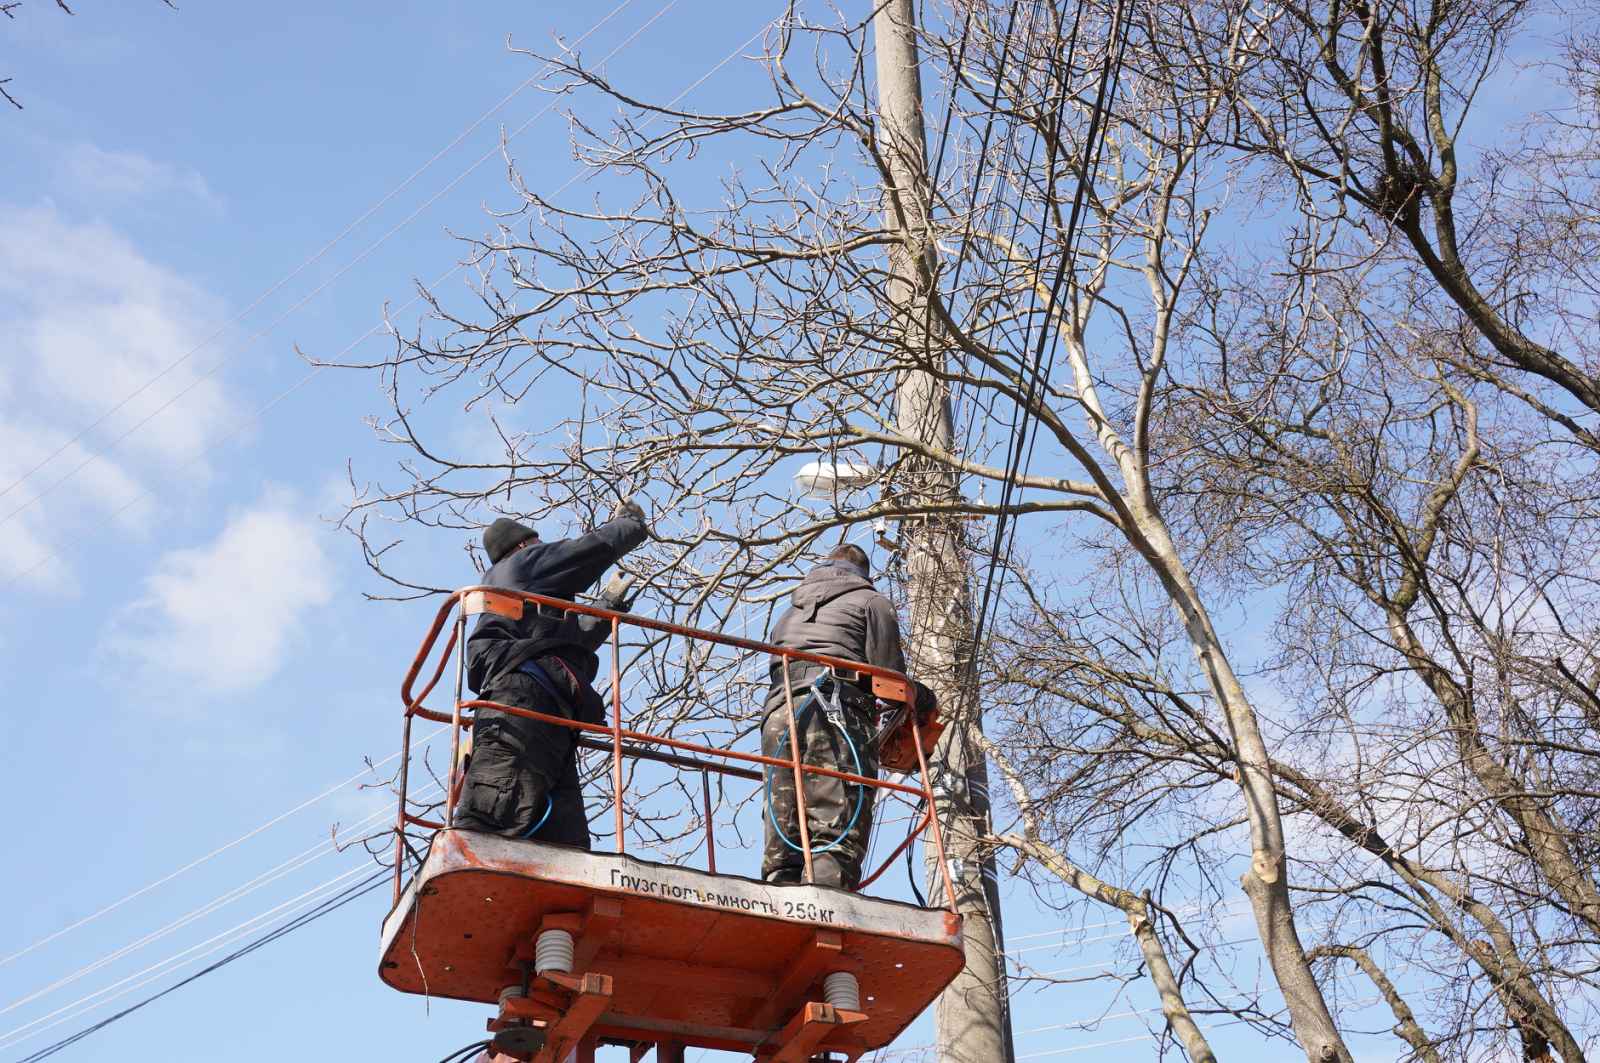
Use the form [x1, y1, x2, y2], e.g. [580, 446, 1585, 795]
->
[379, 830, 964, 1052]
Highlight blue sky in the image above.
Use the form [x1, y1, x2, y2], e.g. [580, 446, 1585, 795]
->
[0, 3, 1474, 1061]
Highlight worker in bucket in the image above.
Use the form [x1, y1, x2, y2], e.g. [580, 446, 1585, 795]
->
[761, 542, 909, 888]
[456, 500, 648, 849]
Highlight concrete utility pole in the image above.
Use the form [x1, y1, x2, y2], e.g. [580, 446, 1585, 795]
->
[872, 3, 1015, 1061]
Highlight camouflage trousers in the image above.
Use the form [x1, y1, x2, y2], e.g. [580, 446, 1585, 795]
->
[761, 691, 877, 888]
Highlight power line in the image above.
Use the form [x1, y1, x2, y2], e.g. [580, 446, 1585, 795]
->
[0, 0, 642, 505]
[434, 1041, 493, 1063]
[881, 955, 1437, 1061]
[8, 868, 390, 1063]
[0, 782, 438, 1021]
[1002, 896, 1246, 946]
[0, 726, 444, 970]
[0, 863, 378, 1052]
[970, 0, 1131, 656]
[941, 0, 1037, 455]
[3, 19, 790, 1041]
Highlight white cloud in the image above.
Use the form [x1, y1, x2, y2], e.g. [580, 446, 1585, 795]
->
[0, 203, 233, 462]
[0, 420, 150, 588]
[0, 202, 234, 588]
[58, 143, 223, 212]
[107, 492, 334, 693]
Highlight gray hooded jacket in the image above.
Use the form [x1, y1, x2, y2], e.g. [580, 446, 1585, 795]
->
[764, 560, 905, 715]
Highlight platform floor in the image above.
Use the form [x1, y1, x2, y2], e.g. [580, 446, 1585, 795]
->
[380, 830, 964, 1054]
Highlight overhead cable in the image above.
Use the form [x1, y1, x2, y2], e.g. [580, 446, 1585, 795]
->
[9, 868, 390, 1063]
[0, 727, 443, 970]
[1, 783, 437, 1019]
[969, 0, 1131, 655]
[0, 0, 684, 534]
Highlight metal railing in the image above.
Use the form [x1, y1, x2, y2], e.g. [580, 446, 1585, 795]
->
[392, 586, 958, 913]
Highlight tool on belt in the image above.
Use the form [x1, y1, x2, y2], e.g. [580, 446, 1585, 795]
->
[870, 678, 943, 775]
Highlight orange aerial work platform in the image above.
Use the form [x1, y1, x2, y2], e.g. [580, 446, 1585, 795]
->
[382, 586, 963, 1063]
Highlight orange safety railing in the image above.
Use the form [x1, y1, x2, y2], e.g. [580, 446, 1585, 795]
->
[392, 586, 958, 914]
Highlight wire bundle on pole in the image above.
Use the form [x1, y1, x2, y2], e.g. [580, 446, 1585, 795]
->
[969, 0, 1133, 655]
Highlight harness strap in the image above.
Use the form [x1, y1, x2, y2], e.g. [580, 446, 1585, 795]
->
[515, 658, 572, 715]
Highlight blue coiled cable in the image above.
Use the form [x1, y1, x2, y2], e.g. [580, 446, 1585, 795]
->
[764, 676, 866, 855]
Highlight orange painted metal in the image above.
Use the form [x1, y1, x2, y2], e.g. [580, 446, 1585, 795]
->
[538, 971, 611, 1062]
[449, 700, 925, 797]
[779, 658, 815, 884]
[386, 585, 964, 1057]
[462, 588, 528, 620]
[448, 614, 467, 827]
[765, 1001, 867, 1063]
[876, 699, 946, 776]
[908, 705, 959, 912]
[610, 615, 625, 854]
[382, 831, 964, 1060]
[402, 586, 922, 715]
[741, 931, 842, 1032]
[391, 585, 957, 909]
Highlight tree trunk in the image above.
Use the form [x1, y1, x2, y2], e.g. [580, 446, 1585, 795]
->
[1134, 509, 1353, 1062]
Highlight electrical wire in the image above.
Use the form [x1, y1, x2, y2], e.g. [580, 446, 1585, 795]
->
[0, 0, 643, 505]
[0, 726, 444, 970]
[4, 21, 790, 1034]
[935, 0, 1031, 423]
[1, 782, 440, 1020]
[13, 513, 775, 1032]
[0, 864, 375, 1051]
[433, 1040, 492, 1063]
[0, 0, 686, 535]
[905, 797, 927, 906]
[9, 868, 390, 1063]
[969, 0, 1130, 657]
[1003, 899, 1250, 956]
[898, 17, 1048, 1061]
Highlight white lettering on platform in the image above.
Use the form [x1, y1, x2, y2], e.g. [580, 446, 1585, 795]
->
[607, 868, 838, 924]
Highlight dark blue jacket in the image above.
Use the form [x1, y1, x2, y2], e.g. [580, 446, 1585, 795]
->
[466, 515, 647, 697]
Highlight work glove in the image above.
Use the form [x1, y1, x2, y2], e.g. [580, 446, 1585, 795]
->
[612, 497, 649, 532]
[597, 570, 637, 612]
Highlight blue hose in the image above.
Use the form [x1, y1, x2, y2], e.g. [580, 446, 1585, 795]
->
[765, 679, 866, 855]
[520, 795, 553, 839]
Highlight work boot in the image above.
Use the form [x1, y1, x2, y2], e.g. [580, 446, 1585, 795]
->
[808, 854, 848, 888]
[765, 867, 803, 885]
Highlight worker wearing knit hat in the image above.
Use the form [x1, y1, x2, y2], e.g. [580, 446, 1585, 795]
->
[482, 517, 539, 565]
[457, 500, 648, 848]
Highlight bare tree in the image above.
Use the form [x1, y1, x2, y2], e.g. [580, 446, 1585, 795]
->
[333, 1, 1600, 1059]
[1225, 0, 1600, 442]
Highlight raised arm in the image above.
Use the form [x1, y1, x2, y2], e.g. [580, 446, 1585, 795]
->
[512, 512, 647, 601]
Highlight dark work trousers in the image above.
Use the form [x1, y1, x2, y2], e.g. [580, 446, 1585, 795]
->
[454, 671, 591, 849]
[761, 694, 876, 888]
